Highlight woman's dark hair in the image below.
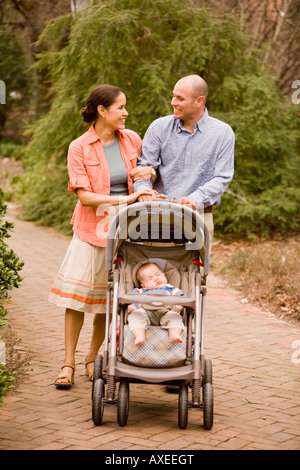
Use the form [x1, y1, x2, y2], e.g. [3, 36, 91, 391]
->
[80, 84, 123, 123]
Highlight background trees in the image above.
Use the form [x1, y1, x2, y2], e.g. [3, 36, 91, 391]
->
[0, 24, 32, 138]
[1, 0, 299, 238]
[189, 0, 300, 95]
[0, 0, 71, 136]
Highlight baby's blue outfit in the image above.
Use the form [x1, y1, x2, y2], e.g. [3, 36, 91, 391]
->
[129, 284, 184, 307]
[128, 284, 185, 330]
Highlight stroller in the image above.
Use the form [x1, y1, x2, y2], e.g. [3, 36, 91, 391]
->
[91, 199, 213, 430]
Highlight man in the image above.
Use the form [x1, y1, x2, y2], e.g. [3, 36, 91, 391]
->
[132, 74, 235, 246]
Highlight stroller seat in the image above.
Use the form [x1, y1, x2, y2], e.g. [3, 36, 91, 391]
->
[118, 250, 199, 368]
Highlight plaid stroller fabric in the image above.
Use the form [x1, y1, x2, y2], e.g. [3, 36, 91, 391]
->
[122, 325, 187, 368]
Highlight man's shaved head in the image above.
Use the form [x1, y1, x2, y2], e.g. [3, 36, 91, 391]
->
[176, 75, 208, 102]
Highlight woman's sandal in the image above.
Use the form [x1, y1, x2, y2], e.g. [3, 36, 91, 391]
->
[54, 363, 75, 389]
[85, 356, 95, 381]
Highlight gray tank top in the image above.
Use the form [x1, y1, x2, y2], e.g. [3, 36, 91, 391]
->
[103, 138, 129, 196]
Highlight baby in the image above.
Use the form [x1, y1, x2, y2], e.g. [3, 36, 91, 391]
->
[127, 263, 185, 346]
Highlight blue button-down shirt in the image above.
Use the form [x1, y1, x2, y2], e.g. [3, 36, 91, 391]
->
[133, 109, 235, 207]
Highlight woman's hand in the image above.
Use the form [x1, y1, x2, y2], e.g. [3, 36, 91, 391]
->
[138, 190, 166, 202]
[76, 188, 165, 207]
[127, 189, 158, 204]
[130, 166, 154, 181]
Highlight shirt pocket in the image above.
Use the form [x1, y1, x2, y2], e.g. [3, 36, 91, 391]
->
[127, 151, 139, 168]
[83, 159, 101, 180]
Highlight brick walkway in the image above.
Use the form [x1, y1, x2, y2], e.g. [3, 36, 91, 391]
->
[0, 207, 299, 450]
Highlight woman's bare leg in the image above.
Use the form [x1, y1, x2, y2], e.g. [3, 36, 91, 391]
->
[55, 308, 84, 384]
[85, 314, 106, 377]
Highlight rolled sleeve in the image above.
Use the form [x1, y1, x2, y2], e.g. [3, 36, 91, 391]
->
[68, 174, 92, 194]
[133, 176, 153, 192]
[67, 140, 92, 194]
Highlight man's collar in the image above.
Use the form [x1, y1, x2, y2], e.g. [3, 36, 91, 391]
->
[176, 107, 209, 133]
[195, 107, 209, 132]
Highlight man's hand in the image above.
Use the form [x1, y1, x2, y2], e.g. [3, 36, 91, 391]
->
[177, 196, 197, 209]
[130, 167, 153, 181]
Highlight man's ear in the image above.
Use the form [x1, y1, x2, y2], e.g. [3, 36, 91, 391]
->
[195, 96, 205, 108]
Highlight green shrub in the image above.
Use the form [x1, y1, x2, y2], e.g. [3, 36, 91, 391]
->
[0, 366, 17, 404]
[0, 140, 25, 160]
[0, 187, 23, 403]
[213, 73, 300, 238]
[21, 170, 76, 234]
[0, 190, 24, 324]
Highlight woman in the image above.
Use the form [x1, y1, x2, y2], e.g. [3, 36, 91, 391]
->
[49, 84, 156, 388]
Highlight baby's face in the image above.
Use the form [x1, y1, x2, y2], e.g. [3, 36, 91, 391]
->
[139, 264, 167, 290]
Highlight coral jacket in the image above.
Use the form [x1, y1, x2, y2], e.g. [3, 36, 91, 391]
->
[68, 125, 141, 246]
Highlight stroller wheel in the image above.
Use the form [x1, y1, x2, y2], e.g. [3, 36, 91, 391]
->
[178, 382, 188, 429]
[92, 378, 105, 425]
[117, 379, 130, 427]
[203, 382, 214, 430]
[92, 354, 103, 398]
[203, 359, 213, 385]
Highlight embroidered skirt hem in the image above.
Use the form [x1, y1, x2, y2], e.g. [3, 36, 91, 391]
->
[48, 232, 107, 314]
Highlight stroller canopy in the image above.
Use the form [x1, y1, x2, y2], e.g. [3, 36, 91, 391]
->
[106, 200, 210, 275]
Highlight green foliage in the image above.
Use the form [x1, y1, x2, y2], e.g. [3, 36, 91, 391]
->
[21, 169, 76, 234]
[18, 0, 300, 238]
[0, 188, 24, 325]
[0, 188, 23, 403]
[213, 73, 300, 238]
[24, 0, 249, 157]
[0, 366, 17, 404]
[215, 186, 300, 239]
[0, 140, 25, 160]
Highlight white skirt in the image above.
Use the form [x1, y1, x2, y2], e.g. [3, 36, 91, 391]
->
[48, 233, 108, 314]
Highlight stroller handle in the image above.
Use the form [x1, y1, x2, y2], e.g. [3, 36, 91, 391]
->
[155, 197, 205, 212]
[155, 197, 177, 203]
